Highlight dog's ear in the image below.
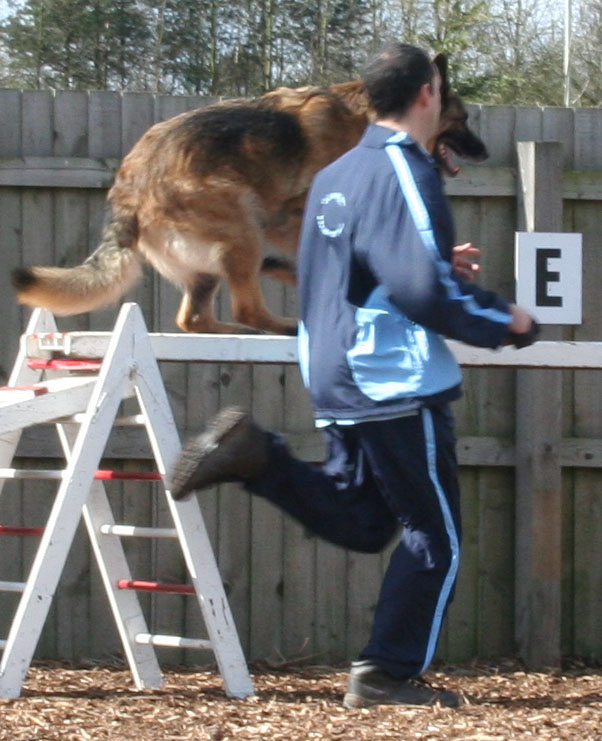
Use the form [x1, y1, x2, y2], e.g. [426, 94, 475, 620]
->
[433, 52, 450, 105]
[433, 53, 447, 79]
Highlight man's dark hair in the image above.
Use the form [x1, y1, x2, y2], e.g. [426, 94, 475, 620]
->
[363, 42, 435, 118]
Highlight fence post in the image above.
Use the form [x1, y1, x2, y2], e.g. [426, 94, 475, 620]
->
[515, 141, 564, 668]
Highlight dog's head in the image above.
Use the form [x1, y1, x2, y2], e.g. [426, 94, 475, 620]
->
[432, 53, 488, 177]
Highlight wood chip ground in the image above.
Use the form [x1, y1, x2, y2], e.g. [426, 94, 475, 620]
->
[1, 660, 601, 740]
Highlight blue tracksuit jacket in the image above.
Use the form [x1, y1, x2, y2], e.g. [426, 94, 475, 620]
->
[297, 123, 512, 423]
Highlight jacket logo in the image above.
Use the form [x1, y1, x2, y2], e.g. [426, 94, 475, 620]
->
[317, 192, 346, 238]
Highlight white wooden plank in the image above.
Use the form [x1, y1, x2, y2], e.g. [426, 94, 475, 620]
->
[0, 306, 136, 697]
[23, 330, 602, 369]
[131, 304, 253, 696]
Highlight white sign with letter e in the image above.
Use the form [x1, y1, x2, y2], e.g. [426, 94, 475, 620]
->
[515, 232, 582, 325]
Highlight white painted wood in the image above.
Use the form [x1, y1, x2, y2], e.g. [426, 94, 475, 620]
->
[447, 341, 602, 369]
[135, 634, 212, 650]
[0, 302, 253, 698]
[0, 582, 26, 593]
[0, 306, 134, 698]
[0, 311, 58, 657]
[24, 331, 602, 369]
[57, 423, 164, 691]
[129, 304, 254, 698]
[0, 377, 101, 435]
[65, 413, 146, 426]
[0, 469, 65, 480]
[99, 525, 178, 539]
[0, 310, 58, 502]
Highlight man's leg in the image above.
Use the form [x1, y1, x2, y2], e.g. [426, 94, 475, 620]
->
[343, 405, 462, 707]
[170, 408, 398, 553]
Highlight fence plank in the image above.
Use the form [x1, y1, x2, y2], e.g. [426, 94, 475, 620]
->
[121, 94, 155, 326]
[515, 141, 564, 668]
[279, 286, 318, 661]
[0, 131, 22, 651]
[248, 279, 286, 662]
[543, 106, 577, 661]
[83, 92, 127, 660]
[216, 361, 253, 660]
[443, 469, 479, 662]
[569, 107, 602, 661]
[52, 90, 94, 660]
[572, 107, 602, 660]
[8, 158, 602, 203]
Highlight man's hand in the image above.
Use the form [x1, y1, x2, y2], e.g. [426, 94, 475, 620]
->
[452, 243, 481, 281]
[507, 304, 540, 348]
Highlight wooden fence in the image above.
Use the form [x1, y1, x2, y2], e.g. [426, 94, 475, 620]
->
[2, 89, 602, 669]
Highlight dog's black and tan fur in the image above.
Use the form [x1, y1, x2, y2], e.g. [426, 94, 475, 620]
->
[13, 54, 487, 335]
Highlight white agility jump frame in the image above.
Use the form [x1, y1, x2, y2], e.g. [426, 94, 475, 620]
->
[0, 302, 599, 698]
[0, 304, 254, 700]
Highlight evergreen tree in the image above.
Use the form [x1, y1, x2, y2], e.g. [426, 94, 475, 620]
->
[0, 0, 151, 90]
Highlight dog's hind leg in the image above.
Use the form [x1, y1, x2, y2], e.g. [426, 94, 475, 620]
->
[176, 274, 221, 333]
[176, 272, 281, 334]
[222, 249, 298, 336]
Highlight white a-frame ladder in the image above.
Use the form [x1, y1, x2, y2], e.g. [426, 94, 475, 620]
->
[0, 303, 254, 700]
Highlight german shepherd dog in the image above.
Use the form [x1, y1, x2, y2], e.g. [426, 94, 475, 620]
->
[12, 54, 487, 335]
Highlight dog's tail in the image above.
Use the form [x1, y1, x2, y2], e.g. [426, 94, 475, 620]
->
[12, 210, 142, 316]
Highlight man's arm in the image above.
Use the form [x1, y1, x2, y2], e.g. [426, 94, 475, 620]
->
[363, 211, 537, 349]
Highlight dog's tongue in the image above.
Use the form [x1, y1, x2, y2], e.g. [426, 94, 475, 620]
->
[438, 143, 460, 177]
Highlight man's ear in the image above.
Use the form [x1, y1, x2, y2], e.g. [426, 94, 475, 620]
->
[417, 81, 433, 107]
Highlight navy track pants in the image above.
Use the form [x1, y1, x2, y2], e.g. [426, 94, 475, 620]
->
[245, 403, 462, 679]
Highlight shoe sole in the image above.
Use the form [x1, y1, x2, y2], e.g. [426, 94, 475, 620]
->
[169, 408, 248, 500]
[342, 691, 459, 709]
[343, 692, 373, 709]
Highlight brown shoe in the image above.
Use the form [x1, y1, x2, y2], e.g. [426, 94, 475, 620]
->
[169, 407, 269, 501]
[343, 661, 460, 708]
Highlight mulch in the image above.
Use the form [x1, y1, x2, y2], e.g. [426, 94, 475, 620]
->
[1, 659, 602, 740]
